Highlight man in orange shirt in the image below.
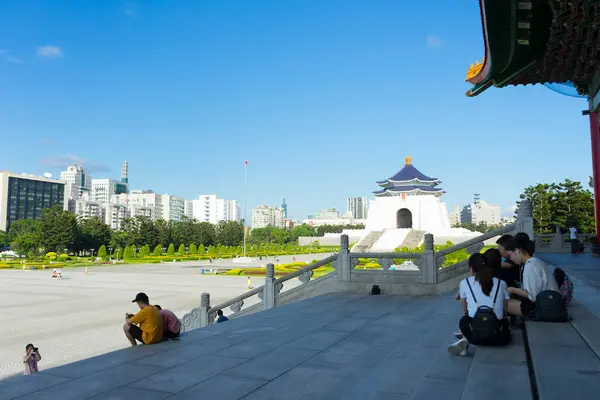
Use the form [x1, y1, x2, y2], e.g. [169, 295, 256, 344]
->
[123, 292, 163, 346]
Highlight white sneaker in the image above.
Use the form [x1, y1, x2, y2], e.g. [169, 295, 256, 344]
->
[448, 338, 469, 356]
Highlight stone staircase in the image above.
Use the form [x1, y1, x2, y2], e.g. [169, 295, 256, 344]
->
[401, 229, 426, 248]
[352, 230, 383, 252]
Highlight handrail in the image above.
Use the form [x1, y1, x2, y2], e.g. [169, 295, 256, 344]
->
[208, 286, 264, 314]
[274, 254, 338, 284]
[349, 252, 422, 259]
[436, 223, 516, 257]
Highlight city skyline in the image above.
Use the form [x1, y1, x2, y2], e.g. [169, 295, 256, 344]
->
[1, 1, 592, 220]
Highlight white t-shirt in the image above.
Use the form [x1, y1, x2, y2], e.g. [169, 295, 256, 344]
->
[569, 227, 577, 239]
[522, 257, 559, 300]
[460, 276, 509, 319]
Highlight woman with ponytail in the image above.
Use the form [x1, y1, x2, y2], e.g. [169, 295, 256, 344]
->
[448, 253, 511, 356]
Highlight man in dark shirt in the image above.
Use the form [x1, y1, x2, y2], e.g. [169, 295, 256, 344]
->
[216, 309, 229, 323]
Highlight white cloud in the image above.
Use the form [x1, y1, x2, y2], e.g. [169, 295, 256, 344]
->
[426, 34, 443, 49]
[36, 45, 63, 58]
[41, 154, 111, 173]
[6, 55, 24, 64]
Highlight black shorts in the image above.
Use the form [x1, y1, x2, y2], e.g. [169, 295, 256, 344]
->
[128, 325, 145, 344]
[165, 329, 180, 340]
[520, 298, 536, 318]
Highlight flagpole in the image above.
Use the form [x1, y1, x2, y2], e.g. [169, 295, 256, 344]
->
[243, 161, 248, 257]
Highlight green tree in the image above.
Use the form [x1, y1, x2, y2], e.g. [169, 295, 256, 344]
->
[123, 246, 132, 259]
[167, 243, 175, 256]
[215, 220, 244, 246]
[198, 244, 205, 255]
[155, 219, 173, 248]
[7, 219, 42, 255]
[189, 243, 197, 254]
[77, 216, 111, 252]
[207, 245, 216, 255]
[98, 245, 107, 258]
[153, 244, 163, 256]
[177, 243, 185, 255]
[0, 230, 9, 248]
[40, 206, 78, 252]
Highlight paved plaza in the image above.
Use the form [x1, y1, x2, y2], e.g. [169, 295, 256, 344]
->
[0, 257, 319, 379]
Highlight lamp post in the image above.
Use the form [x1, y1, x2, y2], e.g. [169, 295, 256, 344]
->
[243, 160, 248, 257]
[90, 248, 95, 258]
[109, 247, 113, 261]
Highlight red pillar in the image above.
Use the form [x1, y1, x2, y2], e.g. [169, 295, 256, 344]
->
[590, 111, 600, 240]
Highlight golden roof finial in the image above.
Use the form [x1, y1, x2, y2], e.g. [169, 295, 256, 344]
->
[405, 156, 412, 165]
[466, 57, 485, 81]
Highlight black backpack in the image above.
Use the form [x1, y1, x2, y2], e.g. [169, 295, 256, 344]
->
[466, 278, 502, 342]
[370, 285, 381, 295]
[535, 290, 568, 322]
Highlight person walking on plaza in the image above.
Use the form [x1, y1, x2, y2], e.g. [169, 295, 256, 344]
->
[569, 224, 579, 255]
[123, 292, 163, 346]
[23, 344, 41, 375]
[154, 305, 181, 340]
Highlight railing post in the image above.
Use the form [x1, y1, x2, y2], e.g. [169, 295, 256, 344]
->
[337, 234, 351, 282]
[263, 263, 275, 310]
[421, 233, 437, 284]
[517, 200, 534, 239]
[199, 292, 210, 327]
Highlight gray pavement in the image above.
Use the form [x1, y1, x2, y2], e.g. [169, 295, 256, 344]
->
[0, 262, 308, 379]
[0, 291, 531, 399]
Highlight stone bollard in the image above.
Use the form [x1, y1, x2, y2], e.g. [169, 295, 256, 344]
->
[199, 292, 211, 327]
[263, 263, 276, 310]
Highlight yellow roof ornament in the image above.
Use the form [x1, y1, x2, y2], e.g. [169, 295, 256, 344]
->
[405, 156, 412, 165]
[466, 58, 485, 81]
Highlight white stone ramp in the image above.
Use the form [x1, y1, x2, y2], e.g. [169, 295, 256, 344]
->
[0, 293, 527, 400]
[370, 229, 410, 252]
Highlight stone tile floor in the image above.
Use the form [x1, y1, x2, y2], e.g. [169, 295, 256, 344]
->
[0, 290, 532, 400]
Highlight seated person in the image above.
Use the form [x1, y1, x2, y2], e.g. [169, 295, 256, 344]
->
[504, 238, 559, 318]
[123, 292, 163, 346]
[449, 253, 511, 356]
[216, 309, 229, 323]
[154, 305, 181, 340]
[484, 248, 516, 288]
[496, 234, 520, 285]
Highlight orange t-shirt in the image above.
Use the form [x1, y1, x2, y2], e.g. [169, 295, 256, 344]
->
[130, 306, 163, 344]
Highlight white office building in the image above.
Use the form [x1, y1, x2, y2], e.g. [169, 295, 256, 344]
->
[347, 197, 368, 219]
[252, 205, 285, 228]
[192, 194, 240, 223]
[184, 200, 194, 219]
[104, 202, 129, 230]
[112, 191, 162, 221]
[160, 194, 185, 222]
[460, 194, 501, 226]
[73, 193, 104, 220]
[449, 205, 461, 226]
[60, 164, 92, 201]
[91, 179, 128, 203]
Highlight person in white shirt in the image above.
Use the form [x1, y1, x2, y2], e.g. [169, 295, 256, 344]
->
[448, 253, 511, 357]
[569, 225, 578, 255]
[505, 238, 559, 317]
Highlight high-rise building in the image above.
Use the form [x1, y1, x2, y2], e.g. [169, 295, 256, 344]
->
[91, 179, 129, 203]
[460, 193, 501, 225]
[191, 194, 240, 223]
[282, 198, 288, 219]
[160, 194, 185, 222]
[347, 197, 368, 219]
[184, 200, 194, 219]
[449, 205, 461, 226]
[74, 193, 104, 220]
[252, 205, 285, 228]
[121, 160, 129, 184]
[113, 190, 162, 221]
[104, 202, 129, 230]
[60, 164, 92, 201]
[0, 171, 67, 232]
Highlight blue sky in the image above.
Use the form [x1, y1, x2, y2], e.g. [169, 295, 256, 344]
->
[0, 0, 592, 221]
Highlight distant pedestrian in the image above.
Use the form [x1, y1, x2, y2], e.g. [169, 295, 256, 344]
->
[569, 224, 578, 255]
[216, 309, 229, 323]
[23, 344, 41, 375]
